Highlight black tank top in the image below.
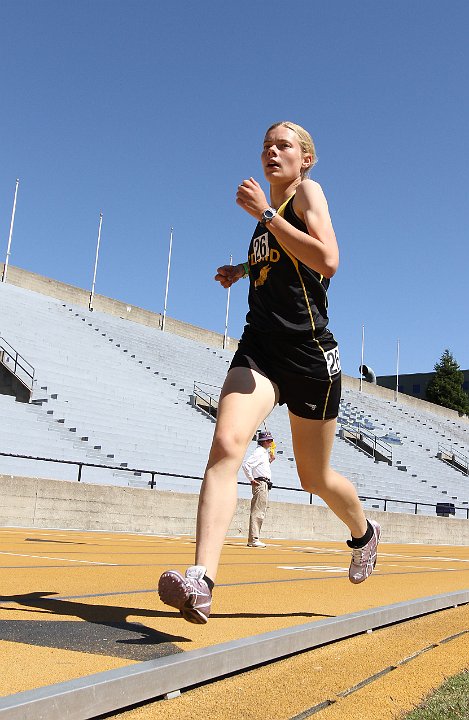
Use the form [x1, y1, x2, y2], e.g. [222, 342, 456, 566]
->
[245, 194, 331, 337]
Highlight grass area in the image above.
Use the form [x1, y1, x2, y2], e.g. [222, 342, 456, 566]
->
[403, 671, 469, 719]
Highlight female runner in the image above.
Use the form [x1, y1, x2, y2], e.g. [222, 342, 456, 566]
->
[158, 121, 380, 624]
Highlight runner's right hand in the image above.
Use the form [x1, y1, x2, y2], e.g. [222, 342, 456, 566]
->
[215, 264, 244, 288]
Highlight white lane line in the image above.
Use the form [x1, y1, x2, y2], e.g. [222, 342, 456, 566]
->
[289, 546, 346, 554]
[412, 556, 469, 563]
[282, 560, 458, 572]
[278, 565, 351, 573]
[287, 547, 469, 564]
[383, 564, 456, 571]
[378, 553, 469, 563]
[0, 552, 117, 566]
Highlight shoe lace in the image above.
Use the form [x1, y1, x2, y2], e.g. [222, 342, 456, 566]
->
[186, 577, 210, 602]
[351, 547, 366, 564]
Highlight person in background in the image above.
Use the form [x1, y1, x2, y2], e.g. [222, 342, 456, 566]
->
[242, 430, 275, 548]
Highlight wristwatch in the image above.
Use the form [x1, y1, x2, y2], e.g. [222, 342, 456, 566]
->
[261, 207, 277, 225]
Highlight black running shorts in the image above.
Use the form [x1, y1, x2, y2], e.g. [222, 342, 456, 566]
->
[229, 326, 341, 420]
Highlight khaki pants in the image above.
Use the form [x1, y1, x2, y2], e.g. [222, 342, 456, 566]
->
[248, 480, 269, 543]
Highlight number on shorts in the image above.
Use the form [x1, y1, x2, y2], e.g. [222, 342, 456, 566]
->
[325, 347, 341, 376]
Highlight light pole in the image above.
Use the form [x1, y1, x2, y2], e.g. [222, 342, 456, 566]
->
[2, 179, 20, 283]
[162, 227, 173, 332]
[223, 254, 232, 349]
[359, 323, 365, 392]
[395, 338, 400, 402]
[88, 212, 103, 311]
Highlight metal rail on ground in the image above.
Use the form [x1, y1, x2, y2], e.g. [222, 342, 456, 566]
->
[0, 590, 467, 720]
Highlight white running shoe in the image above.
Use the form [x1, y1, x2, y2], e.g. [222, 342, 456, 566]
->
[348, 520, 381, 584]
[158, 565, 212, 624]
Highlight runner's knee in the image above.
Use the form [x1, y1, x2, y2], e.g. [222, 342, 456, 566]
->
[298, 468, 330, 494]
[209, 429, 250, 465]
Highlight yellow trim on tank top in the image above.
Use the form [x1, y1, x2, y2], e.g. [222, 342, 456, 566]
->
[276, 196, 319, 336]
[276, 195, 333, 400]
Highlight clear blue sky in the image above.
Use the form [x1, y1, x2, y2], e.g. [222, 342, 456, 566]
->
[1, 1, 468, 378]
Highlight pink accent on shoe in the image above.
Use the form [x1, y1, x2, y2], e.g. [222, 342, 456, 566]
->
[158, 565, 212, 624]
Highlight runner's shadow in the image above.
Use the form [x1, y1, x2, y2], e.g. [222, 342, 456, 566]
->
[0, 592, 334, 622]
[0, 593, 335, 660]
[0, 592, 190, 642]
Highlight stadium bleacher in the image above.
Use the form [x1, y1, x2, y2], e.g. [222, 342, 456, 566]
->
[0, 279, 468, 517]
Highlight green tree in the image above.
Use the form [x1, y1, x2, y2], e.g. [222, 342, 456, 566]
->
[426, 349, 469, 415]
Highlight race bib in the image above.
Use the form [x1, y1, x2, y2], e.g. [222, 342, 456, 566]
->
[325, 346, 341, 376]
[252, 232, 270, 263]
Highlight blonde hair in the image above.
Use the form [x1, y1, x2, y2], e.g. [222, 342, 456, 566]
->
[265, 121, 317, 177]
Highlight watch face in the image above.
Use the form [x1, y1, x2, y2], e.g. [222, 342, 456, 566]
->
[263, 209, 275, 222]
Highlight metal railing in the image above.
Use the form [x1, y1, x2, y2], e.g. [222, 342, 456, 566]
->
[357, 493, 468, 518]
[1, 450, 468, 518]
[0, 451, 199, 488]
[192, 381, 221, 419]
[0, 336, 35, 392]
[339, 423, 393, 465]
[437, 442, 469, 476]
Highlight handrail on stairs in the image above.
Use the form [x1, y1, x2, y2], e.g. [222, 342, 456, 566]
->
[192, 381, 221, 419]
[0, 335, 35, 393]
[437, 442, 469, 476]
[339, 422, 393, 465]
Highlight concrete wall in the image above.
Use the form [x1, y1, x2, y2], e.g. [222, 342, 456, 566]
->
[1, 475, 468, 546]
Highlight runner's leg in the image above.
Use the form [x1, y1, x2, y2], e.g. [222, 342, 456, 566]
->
[289, 413, 367, 538]
[195, 366, 277, 580]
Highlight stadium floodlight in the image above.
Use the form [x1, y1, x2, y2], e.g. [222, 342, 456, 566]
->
[359, 323, 365, 392]
[223, 254, 232, 349]
[161, 227, 173, 332]
[395, 338, 400, 402]
[88, 212, 103, 312]
[2, 178, 20, 284]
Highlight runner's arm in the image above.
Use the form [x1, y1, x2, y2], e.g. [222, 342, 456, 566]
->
[237, 178, 338, 278]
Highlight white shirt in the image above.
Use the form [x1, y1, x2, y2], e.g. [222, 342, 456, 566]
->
[242, 445, 272, 481]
